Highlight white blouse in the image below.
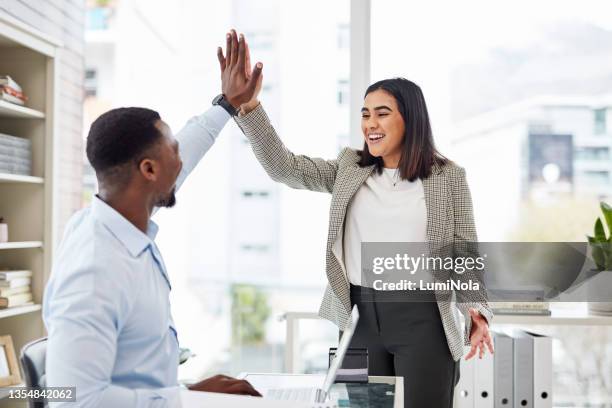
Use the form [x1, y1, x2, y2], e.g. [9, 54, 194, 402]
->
[341, 167, 427, 286]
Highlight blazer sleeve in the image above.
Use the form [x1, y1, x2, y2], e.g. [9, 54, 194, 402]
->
[450, 166, 494, 346]
[234, 103, 340, 193]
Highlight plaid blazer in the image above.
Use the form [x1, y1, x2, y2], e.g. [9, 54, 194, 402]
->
[235, 104, 493, 361]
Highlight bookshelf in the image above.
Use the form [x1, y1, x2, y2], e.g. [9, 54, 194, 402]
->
[0, 174, 44, 184]
[0, 11, 60, 376]
[0, 100, 45, 119]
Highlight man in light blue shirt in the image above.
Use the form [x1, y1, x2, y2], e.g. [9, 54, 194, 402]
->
[44, 31, 263, 407]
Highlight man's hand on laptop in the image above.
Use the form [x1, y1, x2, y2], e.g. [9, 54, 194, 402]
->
[188, 374, 262, 397]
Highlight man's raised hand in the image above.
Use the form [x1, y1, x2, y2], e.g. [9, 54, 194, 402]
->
[217, 30, 263, 109]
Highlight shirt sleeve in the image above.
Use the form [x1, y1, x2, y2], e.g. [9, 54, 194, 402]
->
[174, 105, 231, 192]
[44, 264, 180, 408]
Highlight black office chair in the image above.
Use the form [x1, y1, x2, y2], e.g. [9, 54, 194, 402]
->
[20, 337, 47, 408]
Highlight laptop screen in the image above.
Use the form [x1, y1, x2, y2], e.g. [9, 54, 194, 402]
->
[321, 305, 360, 393]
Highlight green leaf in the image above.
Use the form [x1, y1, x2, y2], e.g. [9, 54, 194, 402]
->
[601, 202, 612, 238]
[588, 235, 607, 271]
[594, 218, 606, 241]
[604, 241, 612, 271]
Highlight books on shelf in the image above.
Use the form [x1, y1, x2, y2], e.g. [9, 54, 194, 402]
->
[0, 132, 32, 176]
[0, 270, 32, 280]
[0, 270, 33, 310]
[0, 285, 30, 297]
[0, 292, 32, 308]
[0, 277, 30, 288]
[0, 75, 23, 93]
[0, 75, 27, 106]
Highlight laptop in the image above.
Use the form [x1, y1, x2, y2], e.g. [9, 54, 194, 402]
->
[265, 305, 360, 403]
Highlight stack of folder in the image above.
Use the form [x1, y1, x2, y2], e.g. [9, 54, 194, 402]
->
[0, 133, 32, 176]
[455, 330, 552, 408]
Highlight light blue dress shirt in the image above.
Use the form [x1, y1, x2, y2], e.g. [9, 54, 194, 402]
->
[43, 106, 230, 407]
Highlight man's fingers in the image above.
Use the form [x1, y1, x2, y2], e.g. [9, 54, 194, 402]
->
[243, 381, 262, 397]
[478, 341, 485, 359]
[230, 29, 239, 66]
[225, 32, 232, 68]
[217, 47, 226, 71]
[245, 41, 252, 78]
[228, 381, 261, 397]
[236, 33, 246, 73]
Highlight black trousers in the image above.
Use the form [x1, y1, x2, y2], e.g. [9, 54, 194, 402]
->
[347, 285, 459, 408]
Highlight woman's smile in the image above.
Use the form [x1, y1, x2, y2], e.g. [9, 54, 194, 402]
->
[367, 132, 386, 144]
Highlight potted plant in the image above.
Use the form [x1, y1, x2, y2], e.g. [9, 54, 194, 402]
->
[586, 202, 612, 315]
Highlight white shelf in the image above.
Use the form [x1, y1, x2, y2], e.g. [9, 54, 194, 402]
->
[0, 304, 41, 320]
[0, 173, 44, 184]
[281, 308, 612, 327]
[0, 100, 44, 119]
[493, 308, 612, 326]
[0, 383, 25, 400]
[0, 241, 43, 250]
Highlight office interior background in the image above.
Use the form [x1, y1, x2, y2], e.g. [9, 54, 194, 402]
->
[0, 0, 611, 405]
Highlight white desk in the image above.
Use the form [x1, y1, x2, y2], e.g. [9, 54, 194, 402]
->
[280, 305, 612, 372]
[177, 389, 308, 407]
[239, 373, 403, 408]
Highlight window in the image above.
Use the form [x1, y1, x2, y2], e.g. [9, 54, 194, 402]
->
[84, 69, 97, 97]
[594, 108, 607, 135]
[83, 0, 348, 381]
[578, 170, 610, 185]
[337, 79, 349, 105]
[243, 31, 274, 50]
[574, 147, 609, 161]
[337, 23, 349, 49]
[369, 2, 612, 405]
[240, 243, 270, 253]
[241, 190, 270, 198]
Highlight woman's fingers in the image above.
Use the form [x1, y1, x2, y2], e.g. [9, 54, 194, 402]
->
[246, 62, 263, 95]
[484, 331, 495, 354]
[465, 341, 478, 360]
[245, 41, 252, 79]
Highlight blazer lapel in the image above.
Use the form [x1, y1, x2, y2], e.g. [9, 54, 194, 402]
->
[422, 162, 448, 243]
[328, 164, 375, 247]
[327, 164, 375, 299]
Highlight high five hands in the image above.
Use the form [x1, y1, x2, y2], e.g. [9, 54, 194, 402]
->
[465, 307, 495, 360]
[217, 30, 263, 114]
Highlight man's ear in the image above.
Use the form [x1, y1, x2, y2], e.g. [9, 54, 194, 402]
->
[138, 158, 159, 182]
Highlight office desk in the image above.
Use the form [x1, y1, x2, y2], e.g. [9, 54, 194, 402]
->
[239, 373, 404, 408]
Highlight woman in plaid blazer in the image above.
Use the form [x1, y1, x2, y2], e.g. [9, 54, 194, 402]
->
[233, 76, 494, 407]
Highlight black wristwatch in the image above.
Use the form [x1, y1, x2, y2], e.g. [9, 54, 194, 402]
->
[212, 94, 238, 117]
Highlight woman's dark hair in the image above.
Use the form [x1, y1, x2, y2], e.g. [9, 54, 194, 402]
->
[358, 77, 449, 181]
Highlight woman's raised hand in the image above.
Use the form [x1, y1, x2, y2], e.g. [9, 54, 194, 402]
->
[216, 30, 263, 110]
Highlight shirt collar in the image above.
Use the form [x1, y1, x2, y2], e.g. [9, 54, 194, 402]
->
[91, 196, 159, 257]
